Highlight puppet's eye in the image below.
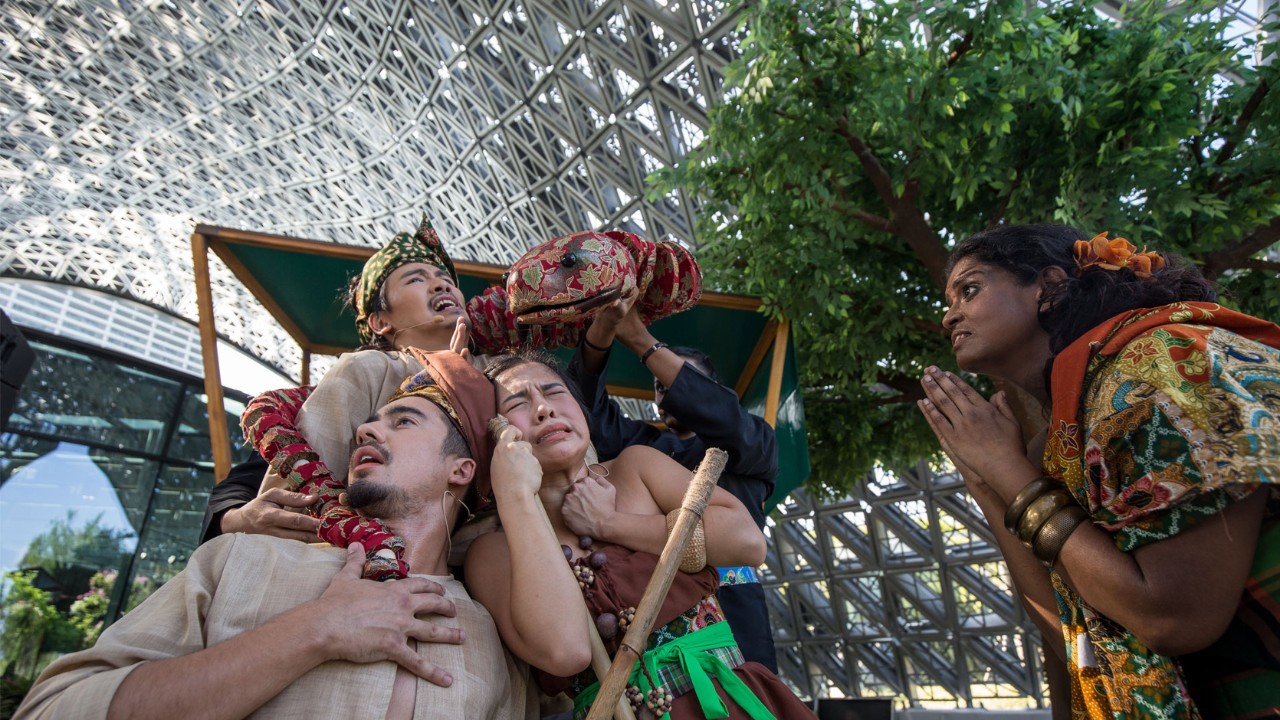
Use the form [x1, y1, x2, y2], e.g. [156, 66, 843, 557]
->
[561, 251, 578, 268]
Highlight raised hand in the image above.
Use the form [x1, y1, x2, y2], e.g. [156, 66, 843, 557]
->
[583, 288, 639, 349]
[489, 416, 543, 498]
[220, 487, 321, 541]
[448, 316, 488, 372]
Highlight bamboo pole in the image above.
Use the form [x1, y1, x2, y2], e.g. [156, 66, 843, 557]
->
[585, 448, 728, 720]
[585, 588, 637, 720]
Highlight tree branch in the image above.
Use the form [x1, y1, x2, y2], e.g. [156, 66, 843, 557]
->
[877, 372, 923, 398]
[1213, 79, 1270, 167]
[852, 210, 892, 230]
[1238, 258, 1280, 273]
[1197, 215, 1280, 280]
[946, 32, 974, 67]
[1208, 79, 1270, 194]
[832, 114, 950, 288]
[780, 180, 891, 230]
[834, 114, 897, 207]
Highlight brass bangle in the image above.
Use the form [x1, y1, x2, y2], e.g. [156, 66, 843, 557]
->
[1003, 476, 1062, 535]
[1016, 490, 1073, 546]
[665, 509, 706, 573]
[1032, 506, 1090, 569]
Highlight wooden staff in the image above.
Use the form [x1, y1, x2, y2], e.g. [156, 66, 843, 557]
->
[489, 416, 636, 720]
[586, 447, 728, 720]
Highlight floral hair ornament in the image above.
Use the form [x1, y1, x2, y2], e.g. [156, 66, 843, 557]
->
[1073, 232, 1165, 279]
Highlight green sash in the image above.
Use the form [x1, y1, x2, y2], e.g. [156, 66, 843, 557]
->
[573, 622, 776, 719]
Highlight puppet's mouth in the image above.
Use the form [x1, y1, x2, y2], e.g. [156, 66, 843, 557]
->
[516, 287, 621, 324]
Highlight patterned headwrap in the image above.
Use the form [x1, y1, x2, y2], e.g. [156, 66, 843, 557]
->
[388, 348, 496, 507]
[355, 214, 459, 345]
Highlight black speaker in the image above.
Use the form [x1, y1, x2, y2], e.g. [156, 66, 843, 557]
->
[816, 698, 894, 720]
[1, 309, 36, 433]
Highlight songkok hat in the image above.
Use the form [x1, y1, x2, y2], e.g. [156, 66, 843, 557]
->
[355, 214, 458, 345]
[387, 348, 495, 508]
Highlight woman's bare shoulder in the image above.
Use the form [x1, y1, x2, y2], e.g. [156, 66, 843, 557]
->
[612, 444, 671, 465]
[464, 527, 511, 566]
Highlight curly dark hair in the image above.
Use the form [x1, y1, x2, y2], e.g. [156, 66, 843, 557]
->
[949, 223, 1217, 356]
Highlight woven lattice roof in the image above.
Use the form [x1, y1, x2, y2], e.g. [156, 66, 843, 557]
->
[1, 0, 740, 375]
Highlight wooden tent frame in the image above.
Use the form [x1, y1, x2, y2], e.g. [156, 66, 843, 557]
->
[191, 224, 794, 482]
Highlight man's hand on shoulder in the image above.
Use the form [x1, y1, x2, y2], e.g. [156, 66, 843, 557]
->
[310, 543, 463, 687]
[219, 488, 321, 541]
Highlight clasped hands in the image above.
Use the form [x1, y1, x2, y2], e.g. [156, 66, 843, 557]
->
[917, 366, 1038, 502]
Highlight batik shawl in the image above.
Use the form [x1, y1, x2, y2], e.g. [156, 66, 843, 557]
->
[1042, 302, 1280, 719]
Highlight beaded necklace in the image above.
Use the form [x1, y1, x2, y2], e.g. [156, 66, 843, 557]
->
[558, 464, 672, 716]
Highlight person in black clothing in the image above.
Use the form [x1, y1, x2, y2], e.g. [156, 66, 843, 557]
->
[199, 453, 298, 543]
[566, 291, 780, 672]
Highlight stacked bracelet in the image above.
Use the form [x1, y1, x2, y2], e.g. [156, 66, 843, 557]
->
[640, 341, 669, 364]
[1003, 476, 1061, 534]
[1003, 475, 1089, 569]
[1031, 506, 1089, 568]
[1015, 490, 1073, 545]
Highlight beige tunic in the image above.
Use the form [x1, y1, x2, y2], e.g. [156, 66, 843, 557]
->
[14, 534, 538, 720]
[260, 349, 424, 494]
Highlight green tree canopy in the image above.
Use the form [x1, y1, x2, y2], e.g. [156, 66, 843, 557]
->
[18, 511, 133, 588]
[656, 0, 1278, 496]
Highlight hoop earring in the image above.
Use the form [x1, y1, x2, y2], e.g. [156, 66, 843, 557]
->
[583, 461, 610, 480]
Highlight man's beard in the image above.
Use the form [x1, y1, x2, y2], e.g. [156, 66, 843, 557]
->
[345, 480, 421, 520]
[346, 440, 421, 520]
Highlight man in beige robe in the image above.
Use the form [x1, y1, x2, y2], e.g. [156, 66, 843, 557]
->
[15, 356, 538, 720]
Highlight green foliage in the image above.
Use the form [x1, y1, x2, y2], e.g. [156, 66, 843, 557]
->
[655, 0, 1279, 496]
[18, 511, 133, 578]
[0, 572, 82, 682]
[67, 570, 117, 646]
[0, 513, 139, 704]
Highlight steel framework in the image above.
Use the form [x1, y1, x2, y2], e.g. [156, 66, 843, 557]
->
[1, 0, 1271, 708]
[2, 0, 741, 375]
[766, 464, 1048, 707]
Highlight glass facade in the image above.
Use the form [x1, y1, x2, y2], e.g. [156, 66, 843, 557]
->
[0, 329, 250, 710]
